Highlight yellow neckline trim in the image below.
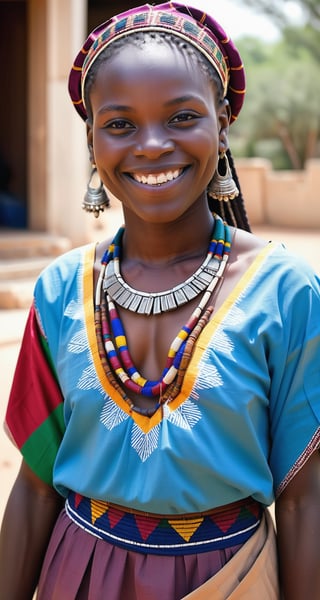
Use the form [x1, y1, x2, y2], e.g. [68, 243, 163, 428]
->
[83, 241, 277, 433]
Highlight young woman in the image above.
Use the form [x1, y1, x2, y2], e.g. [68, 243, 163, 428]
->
[1, 3, 320, 598]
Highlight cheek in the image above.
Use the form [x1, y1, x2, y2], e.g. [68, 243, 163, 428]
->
[92, 132, 121, 173]
[93, 128, 134, 165]
[92, 128, 110, 153]
[190, 126, 219, 169]
[191, 116, 219, 149]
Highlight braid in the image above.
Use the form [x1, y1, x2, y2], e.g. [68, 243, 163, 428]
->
[84, 32, 251, 232]
[208, 149, 251, 232]
[227, 149, 251, 232]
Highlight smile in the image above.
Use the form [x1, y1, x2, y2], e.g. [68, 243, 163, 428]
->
[131, 169, 183, 186]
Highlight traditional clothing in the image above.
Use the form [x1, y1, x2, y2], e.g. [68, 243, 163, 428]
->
[5, 239, 320, 597]
[35, 510, 278, 599]
[6, 241, 320, 509]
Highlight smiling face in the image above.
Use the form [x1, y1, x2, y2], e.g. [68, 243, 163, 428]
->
[87, 38, 230, 224]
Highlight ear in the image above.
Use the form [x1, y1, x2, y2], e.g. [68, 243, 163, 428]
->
[86, 120, 95, 164]
[217, 99, 230, 155]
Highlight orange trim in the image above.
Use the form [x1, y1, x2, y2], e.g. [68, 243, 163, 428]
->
[229, 86, 246, 95]
[168, 242, 276, 411]
[230, 64, 244, 71]
[83, 242, 277, 431]
[83, 245, 162, 433]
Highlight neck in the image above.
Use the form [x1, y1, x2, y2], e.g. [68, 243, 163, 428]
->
[121, 201, 214, 266]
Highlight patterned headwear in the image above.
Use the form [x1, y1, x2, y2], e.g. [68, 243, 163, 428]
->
[68, 2, 245, 124]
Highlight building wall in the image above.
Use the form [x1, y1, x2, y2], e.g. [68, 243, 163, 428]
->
[237, 158, 320, 229]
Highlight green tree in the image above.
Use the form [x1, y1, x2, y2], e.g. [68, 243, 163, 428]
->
[230, 35, 320, 169]
[236, 0, 320, 59]
[236, 0, 320, 26]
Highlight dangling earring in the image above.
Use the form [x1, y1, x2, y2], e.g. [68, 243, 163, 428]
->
[83, 166, 110, 218]
[208, 152, 239, 202]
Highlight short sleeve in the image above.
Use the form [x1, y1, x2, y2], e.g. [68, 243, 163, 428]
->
[4, 304, 65, 486]
[268, 268, 320, 497]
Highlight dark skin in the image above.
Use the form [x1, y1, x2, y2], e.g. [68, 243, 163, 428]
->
[0, 461, 63, 599]
[1, 41, 320, 599]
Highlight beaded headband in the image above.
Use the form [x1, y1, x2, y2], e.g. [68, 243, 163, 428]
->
[68, 2, 245, 124]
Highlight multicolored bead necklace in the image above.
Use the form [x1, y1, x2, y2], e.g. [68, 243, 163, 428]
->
[103, 222, 227, 315]
[94, 215, 232, 416]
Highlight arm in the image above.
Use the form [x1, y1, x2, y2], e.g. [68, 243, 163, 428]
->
[0, 459, 64, 600]
[275, 450, 320, 600]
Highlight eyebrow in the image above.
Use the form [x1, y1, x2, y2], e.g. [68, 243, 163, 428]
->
[97, 104, 133, 115]
[164, 94, 206, 107]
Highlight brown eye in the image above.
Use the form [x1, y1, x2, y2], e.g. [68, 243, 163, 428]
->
[170, 112, 197, 123]
[108, 120, 133, 129]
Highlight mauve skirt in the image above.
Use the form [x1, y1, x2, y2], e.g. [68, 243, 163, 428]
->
[36, 509, 242, 600]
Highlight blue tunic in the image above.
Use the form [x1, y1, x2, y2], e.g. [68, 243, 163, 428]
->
[10, 240, 320, 514]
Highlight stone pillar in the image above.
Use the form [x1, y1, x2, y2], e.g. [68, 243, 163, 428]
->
[46, 0, 93, 245]
[28, 0, 47, 231]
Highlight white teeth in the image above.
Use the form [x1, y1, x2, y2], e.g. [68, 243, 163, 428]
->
[157, 173, 167, 184]
[133, 169, 182, 185]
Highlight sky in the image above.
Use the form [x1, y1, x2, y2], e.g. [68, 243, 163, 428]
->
[186, 0, 280, 41]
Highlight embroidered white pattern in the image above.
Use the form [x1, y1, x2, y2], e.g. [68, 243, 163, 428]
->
[68, 328, 88, 354]
[131, 423, 160, 462]
[190, 363, 223, 400]
[100, 395, 129, 430]
[78, 358, 105, 393]
[212, 330, 234, 354]
[165, 399, 201, 429]
[223, 305, 245, 327]
[65, 298, 83, 321]
[188, 307, 242, 401]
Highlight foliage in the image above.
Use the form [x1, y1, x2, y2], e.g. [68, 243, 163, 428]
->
[236, 0, 320, 59]
[235, 0, 320, 26]
[230, 28, 320, 169]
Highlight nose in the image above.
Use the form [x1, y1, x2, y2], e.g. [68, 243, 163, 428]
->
[133, 126, 175, 159]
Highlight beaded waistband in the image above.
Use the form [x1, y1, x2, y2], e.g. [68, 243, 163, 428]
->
[65, 493, 262, 556]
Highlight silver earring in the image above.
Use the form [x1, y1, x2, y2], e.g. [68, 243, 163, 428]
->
[208, 152, 239, 202]
[83, 166, 110, 218]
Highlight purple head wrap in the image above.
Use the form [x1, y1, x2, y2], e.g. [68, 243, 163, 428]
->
[68, 2, 245, 124]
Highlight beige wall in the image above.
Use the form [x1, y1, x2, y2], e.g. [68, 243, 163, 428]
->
[236, 158, 320, 229]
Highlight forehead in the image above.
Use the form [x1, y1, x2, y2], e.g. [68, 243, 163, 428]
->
[90, 39, 216, 105]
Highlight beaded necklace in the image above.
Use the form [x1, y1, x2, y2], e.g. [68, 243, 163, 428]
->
[103, 225, 226, 315]
[94, 215, 232, 416]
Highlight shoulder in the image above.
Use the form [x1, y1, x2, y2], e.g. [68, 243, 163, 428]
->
[34, 243, 96, 302]
[231, 226, 267, 261]
[230, 226, 319, 304]
[40, 243, 94, 278]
